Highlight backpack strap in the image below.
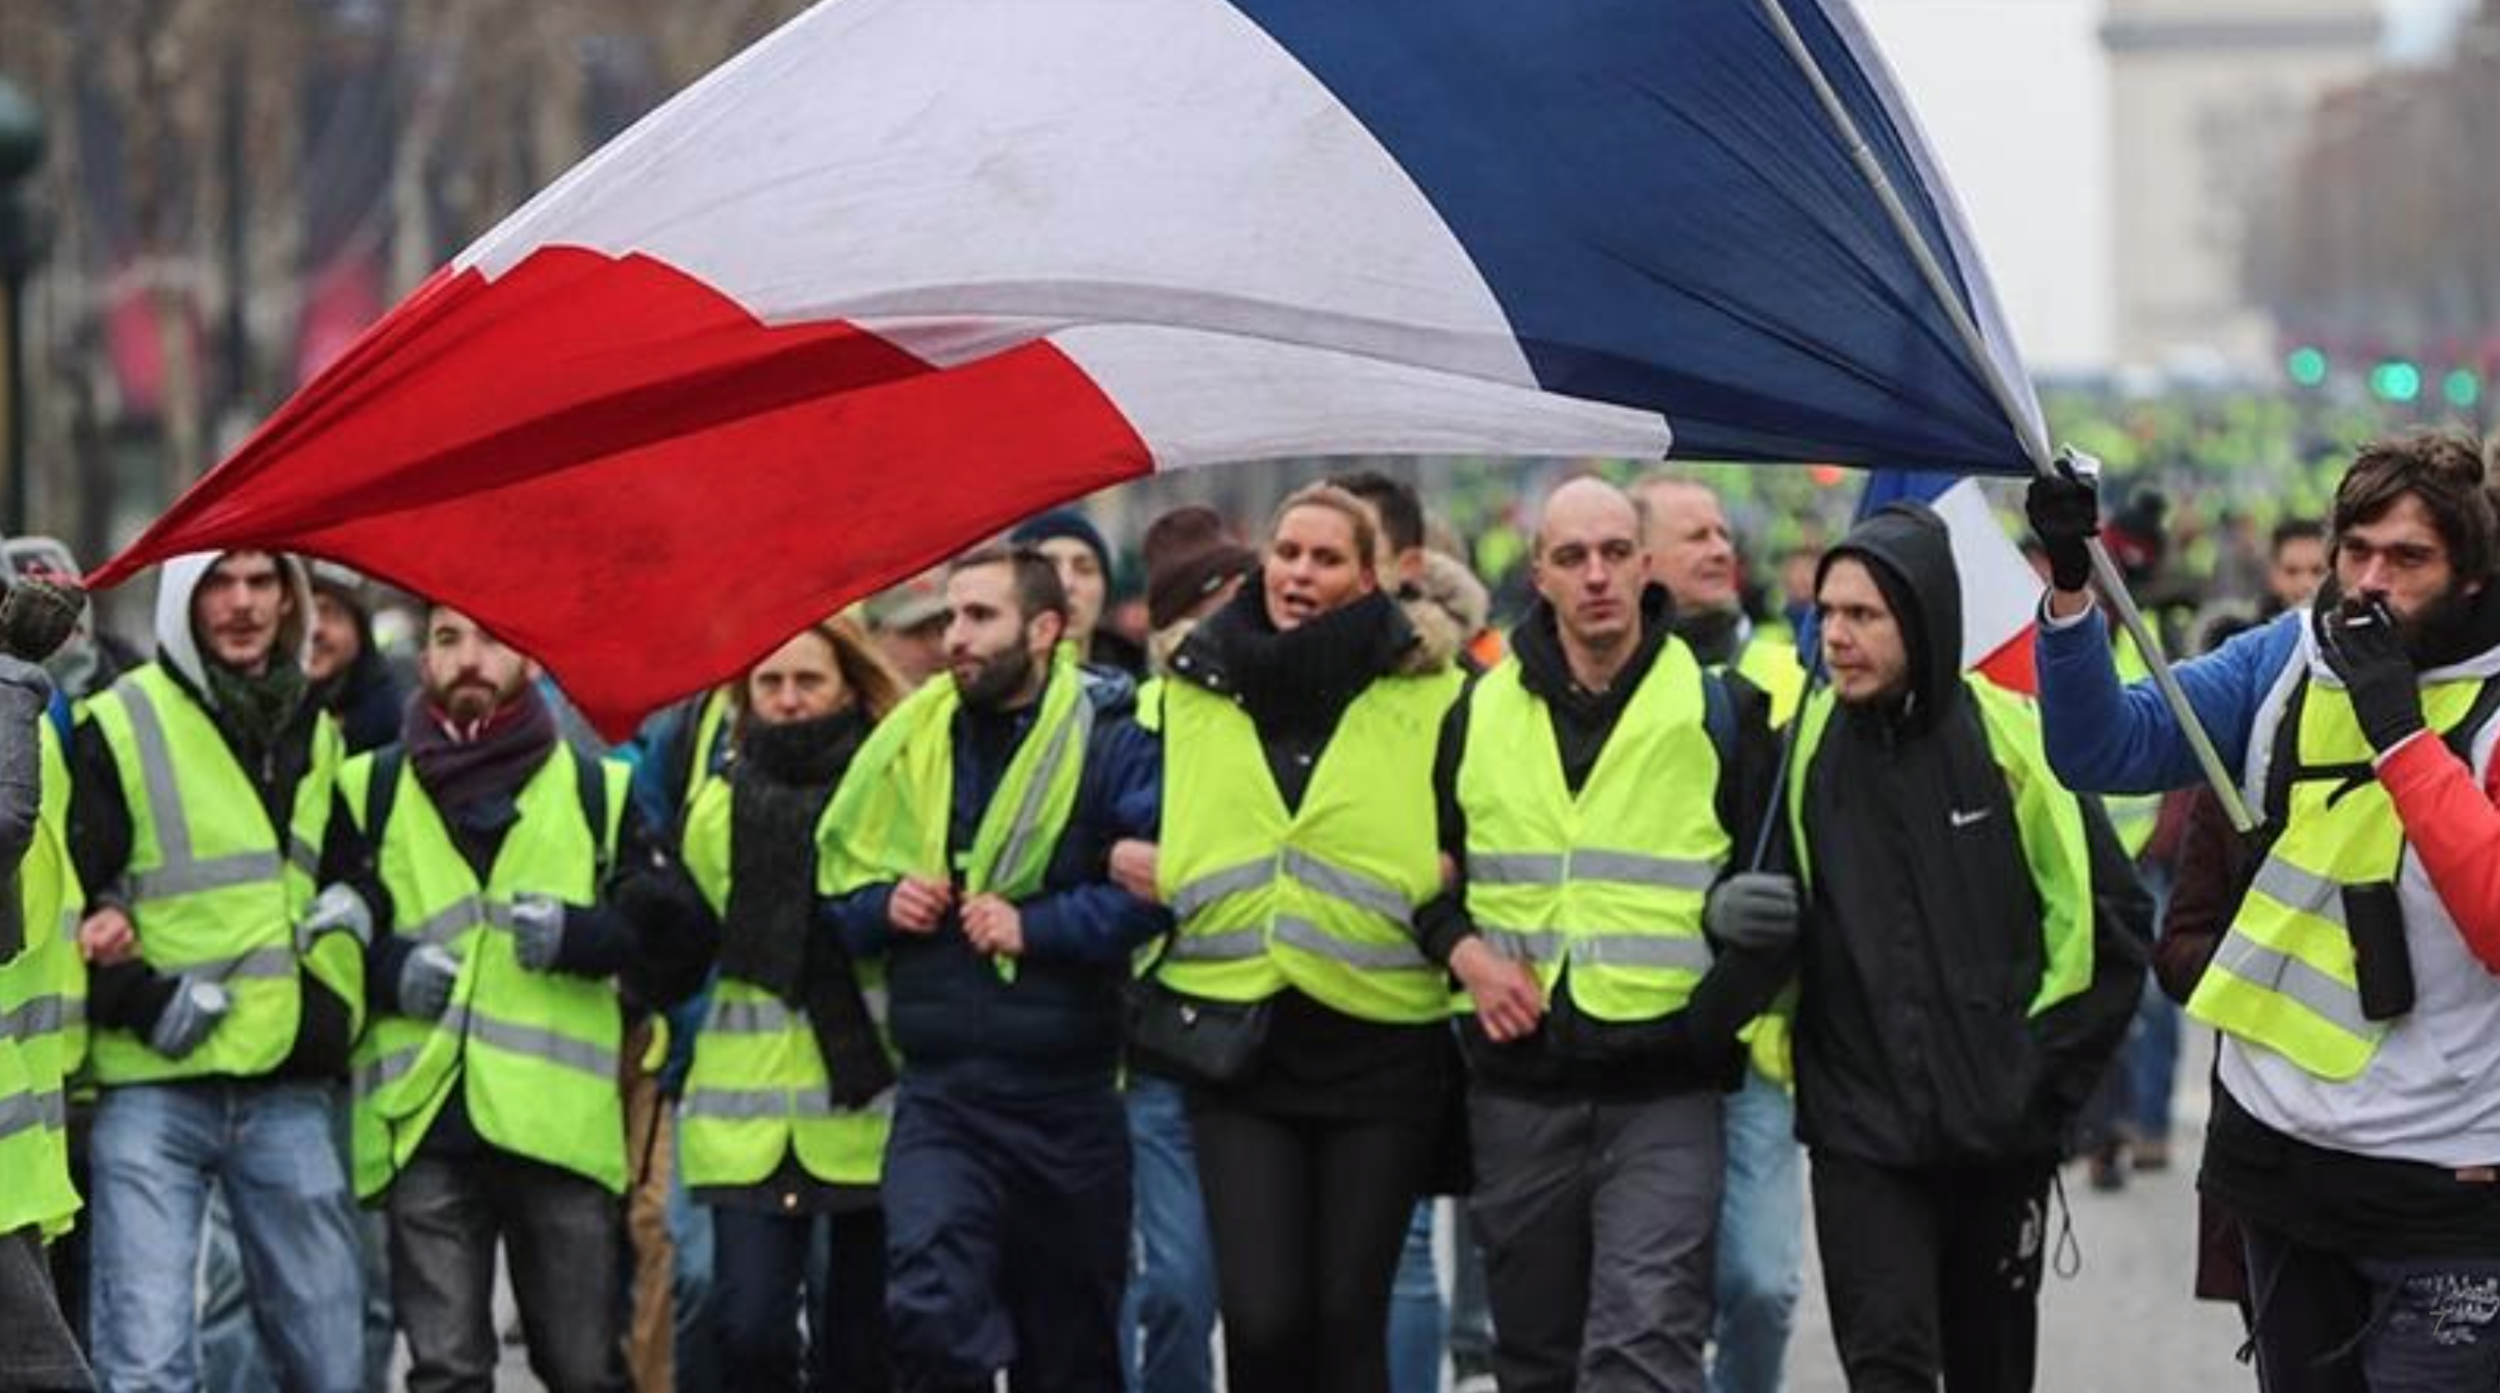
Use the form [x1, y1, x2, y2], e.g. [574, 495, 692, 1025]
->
[575, 745, 614, 885]
[364, 744, 406, 844]
[1702, 669, 1737, 775]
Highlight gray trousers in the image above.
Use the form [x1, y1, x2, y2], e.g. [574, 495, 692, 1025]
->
[1466, 1089, 1724, 1393]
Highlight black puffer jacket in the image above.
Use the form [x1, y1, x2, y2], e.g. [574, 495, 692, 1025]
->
[1791, 503, 2148, 1168]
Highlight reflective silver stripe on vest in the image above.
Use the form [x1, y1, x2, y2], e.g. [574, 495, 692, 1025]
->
[708, 998, 800, 1035]
[289, 834, 321, 879]
[355, 1046, 420, 1098]
[0, 1085, 65, 1143]
[1165, 927, 1268, 963]
[118, 682, 293, 902]
[407, 898, 521, 949]
[1169, 858, 1278, 921]
[0, 994, 63, 1043]
[189, 945, 297, 982]
[1476, 927, 1709, 973]
[1479, 926, 1566, 964]
[1472, 850, 1714, 892]
[1282, 849, 1412, 925]
[2211, 934, 2375, 1040]
[59, 998, 83, 1033]
[2249, 857, 2344, 923]
[1272, 915, 1428, 972]
[988, 687, 1097, 893]
[682, 1084, 892, 1122]
[442, 1004, 615, 1080]
[1571, 933, 1714, 972]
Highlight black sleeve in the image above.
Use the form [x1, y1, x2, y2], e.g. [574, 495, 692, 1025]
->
[619, 857, 722, 1013]
[2033, 795, 2153, 1124]
[552, 798, 670, 979]
[86, 959, 179, 1036]
[68, 712, 133, 909]
[1413, 678, 1478, 968]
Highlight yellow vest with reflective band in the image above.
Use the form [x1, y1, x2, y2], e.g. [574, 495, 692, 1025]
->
[341, 746, 630, 1198]
[679, 769, 892, 1189]
[1155, 667, 1461, 1025]
[2185, 677, 2492, 1081]
[83, 665, 357, 1084]
[0, 721, 80, 1238]
[1787, 676, 2097, 1016]
[2104, 630, 2162, 859]
[1736, 628, 1807, 733]
[819, 644, 1094, 923]
[1455, 642, 1727, 1021]
[35, 721, 87, 1085]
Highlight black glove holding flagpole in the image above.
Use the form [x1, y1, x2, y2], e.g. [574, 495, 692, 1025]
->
[2024, 464, 2100, 595]
[2316, 595, 2425, 755]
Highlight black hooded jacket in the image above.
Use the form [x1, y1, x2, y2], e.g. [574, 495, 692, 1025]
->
[1791, 503, 2147, 1168]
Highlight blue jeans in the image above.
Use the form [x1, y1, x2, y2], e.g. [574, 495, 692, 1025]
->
[1708, 1069, 1803, 1393]
[89, 1081, 363, 1393]
[1388, 1202, 1443, 1393]
[2123, 982, 2180, 1143]
[1122, 1076, 1216, 1393]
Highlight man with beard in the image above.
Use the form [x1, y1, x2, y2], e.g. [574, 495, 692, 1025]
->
[1431, 478, 1793, 1392]
[70, 550, 386, 1392]
[822, 544, 1166, 1393]
[344, 603, 670, 1393]
[2032, 432, 2500, 1389]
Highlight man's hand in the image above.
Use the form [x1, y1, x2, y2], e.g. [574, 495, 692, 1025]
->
[2317, 596, 2424, 754]
[1108, 840, 1160, 904]
[148, 978, 231, 1059]
[2024, 461, 2100, 604]
[508, 893, 568, 971]
[887, 877, 954, 935]
[961, 894, 1025, 959]
[1450, 936, 1545, 1043]
[79, 906, 138, 966]
[1705, 873, 1803, 952]
[0, 578, 86, 665]
[296, 883, 374, 954]
[399, 944, 460, 1021]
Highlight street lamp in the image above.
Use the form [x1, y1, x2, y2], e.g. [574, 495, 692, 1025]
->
[0, 77, 47, 538]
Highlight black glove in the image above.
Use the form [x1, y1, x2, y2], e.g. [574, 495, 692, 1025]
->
[2316, 596, 2423, 753]
[2024, 464, 2099, 594]
[0, 579, 86, 664]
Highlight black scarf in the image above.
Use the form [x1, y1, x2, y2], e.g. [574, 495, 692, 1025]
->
[1202, 584, 1409, 737]
[723, 707, 893, 1107]
[403, 684, 560, 847]
[205, 658, 309, 772]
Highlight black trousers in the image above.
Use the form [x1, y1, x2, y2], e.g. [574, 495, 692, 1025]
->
[711, 1205, 890, 1393]
[1810, 1151, 2050, 1393]
[1188, 1101, 1439, 1393]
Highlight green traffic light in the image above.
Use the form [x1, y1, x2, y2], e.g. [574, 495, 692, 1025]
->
[2371, 360, 2423, 403]
[2286, 346, 2328, 387]
[2444, 369, 2482, 409]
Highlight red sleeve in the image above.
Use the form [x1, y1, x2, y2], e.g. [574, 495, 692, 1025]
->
[2377, 732, 2500, 974]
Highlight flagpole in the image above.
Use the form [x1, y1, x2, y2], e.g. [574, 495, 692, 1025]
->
[1752, 0, 2256, 832]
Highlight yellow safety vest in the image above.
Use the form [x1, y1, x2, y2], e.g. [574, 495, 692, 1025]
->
[36, 721, 86, 1084]
[1788, 676, 2096, 1017]
[2186, 676, 2493, 1081]
[1735, 628, 1808, 733]
[84, 665, 358, 1085]
[1154, 668, 1461, 1025]
[1456, 642, 1727, 1021]
[679, 769, 893, 1189]
[342, 745, 630, 1197]
[0, 719, 79, 1238]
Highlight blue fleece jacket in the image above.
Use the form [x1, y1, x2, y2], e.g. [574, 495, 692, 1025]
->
[2034, 603, 2302, 796]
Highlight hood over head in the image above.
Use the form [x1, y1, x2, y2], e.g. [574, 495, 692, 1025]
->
[1818, 502, 1962, 731]
[152, 550, 316, 699]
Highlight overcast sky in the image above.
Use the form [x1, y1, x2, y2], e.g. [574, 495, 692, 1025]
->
[1852, 0, 2476, 372]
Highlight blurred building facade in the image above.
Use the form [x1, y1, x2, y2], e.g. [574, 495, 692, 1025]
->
[2101, 0, 2380, 373]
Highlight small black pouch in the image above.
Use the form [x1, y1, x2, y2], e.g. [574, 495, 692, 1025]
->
[2344, 880, 2415, 1022]
[1126, 977, 1273, 1086]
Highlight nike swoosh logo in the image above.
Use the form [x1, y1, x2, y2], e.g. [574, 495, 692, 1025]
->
[1949, 808, 1992, 829]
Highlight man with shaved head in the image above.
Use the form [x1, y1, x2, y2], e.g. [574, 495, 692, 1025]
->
[1416, 477, 1795, 1391]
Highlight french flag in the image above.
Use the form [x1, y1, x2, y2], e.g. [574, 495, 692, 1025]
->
[93, 0, 2048, 738]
